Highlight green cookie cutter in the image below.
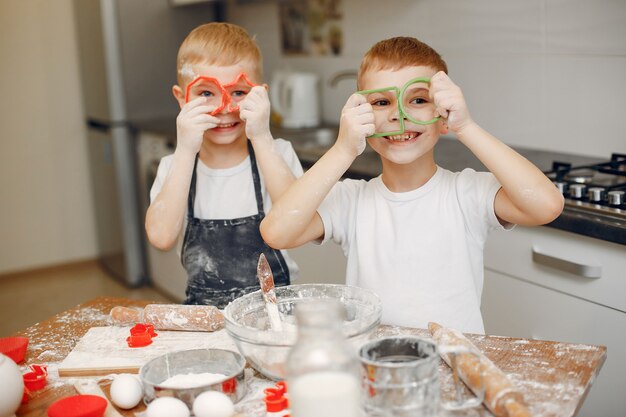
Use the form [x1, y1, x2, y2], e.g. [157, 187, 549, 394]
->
[357, 77, 441, 138]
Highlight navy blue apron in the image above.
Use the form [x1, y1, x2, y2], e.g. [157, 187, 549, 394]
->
[181, 141, 290, 308]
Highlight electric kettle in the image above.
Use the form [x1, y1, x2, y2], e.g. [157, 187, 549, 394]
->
[270, 71, 320, 128]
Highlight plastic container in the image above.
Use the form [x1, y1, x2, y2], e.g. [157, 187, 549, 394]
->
[47, 394, 107, 417]
[0, 337, 28, 363]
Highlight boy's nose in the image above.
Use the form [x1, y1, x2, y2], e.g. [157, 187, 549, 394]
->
[217, 97, 233, 114]
[390, 109, 406, 121]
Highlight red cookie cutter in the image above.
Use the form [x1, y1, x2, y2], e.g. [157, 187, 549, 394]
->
[126, 323, 157, 348]
[264, 380, 289, 414]
[24, 364, 48, 391]
[222, 377, 237, 394]
[184, 72, 260, 115]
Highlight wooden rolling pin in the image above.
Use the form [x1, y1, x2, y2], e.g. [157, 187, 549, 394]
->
[110, 304, 224, 332]
[429, 322, 532, 417]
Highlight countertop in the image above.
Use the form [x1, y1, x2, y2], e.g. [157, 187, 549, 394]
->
[131, 117, 624, 245]
[13, 297, 606, 417]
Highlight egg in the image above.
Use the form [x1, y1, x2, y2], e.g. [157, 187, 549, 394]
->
[110, 374, 143, 409]
[192, 391, 235, 417]
[146, 397, 190, 417]
[0, 354, 24, 417]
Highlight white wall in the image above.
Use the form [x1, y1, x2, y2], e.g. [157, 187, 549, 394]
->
[0, 0, 98, 274]
[229, 0, 626, 158]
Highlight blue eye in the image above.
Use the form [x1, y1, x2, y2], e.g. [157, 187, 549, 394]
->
[231, 90, 247, 98]
[200, 91, 214, 97]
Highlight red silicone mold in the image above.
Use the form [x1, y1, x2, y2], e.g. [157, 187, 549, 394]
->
[0, 336, 29, 363]
[47, 395, 107, 417]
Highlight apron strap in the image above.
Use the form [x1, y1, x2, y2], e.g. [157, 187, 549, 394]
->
[247, 140, 265, 216]
[187, 155, 200, 218]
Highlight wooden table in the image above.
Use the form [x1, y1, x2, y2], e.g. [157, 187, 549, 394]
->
[12, 296, 606, 417]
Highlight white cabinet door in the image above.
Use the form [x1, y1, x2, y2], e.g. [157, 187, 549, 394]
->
[287, 243, 347, 285]
[146, 244, 187, 302]
[482, 269, 625, 417]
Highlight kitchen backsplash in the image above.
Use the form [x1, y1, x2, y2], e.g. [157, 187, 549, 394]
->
[228, 0, 626, 158]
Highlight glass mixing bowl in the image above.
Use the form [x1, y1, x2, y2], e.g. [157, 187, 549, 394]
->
[223, 284, 382, 380]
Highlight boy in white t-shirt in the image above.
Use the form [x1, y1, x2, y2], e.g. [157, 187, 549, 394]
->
[261, 37, 563, 333]
[146, 23, 303, 308]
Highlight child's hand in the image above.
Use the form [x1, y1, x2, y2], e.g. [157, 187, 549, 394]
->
[239, 86, 272, 143]
[429, 71, 475, 134]
[336, 94, 375, 157]
[176, 97, 219, 155]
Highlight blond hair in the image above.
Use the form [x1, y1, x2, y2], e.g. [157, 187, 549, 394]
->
[176, 22, 262, 85]
[358, 37, 447, 87]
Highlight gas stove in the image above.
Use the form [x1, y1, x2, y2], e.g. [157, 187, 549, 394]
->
[547, 153, 626, 218]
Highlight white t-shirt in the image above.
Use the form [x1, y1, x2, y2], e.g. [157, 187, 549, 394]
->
[318, 166, 510, 334]
[150, 138, 304, 280]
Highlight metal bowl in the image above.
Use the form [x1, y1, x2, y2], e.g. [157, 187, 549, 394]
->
[223, 284, 382, 380]
[139, 348, 246, 407]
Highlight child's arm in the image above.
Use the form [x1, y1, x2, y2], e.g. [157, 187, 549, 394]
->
[430, 72, 564, 226]
[260, 94, 375, 249]
[239, 86, 298, 201]
[145, 97, 218, 250]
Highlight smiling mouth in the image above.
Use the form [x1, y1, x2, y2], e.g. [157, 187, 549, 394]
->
[384, 132, 421, 142]
[213, 122, 239, 129]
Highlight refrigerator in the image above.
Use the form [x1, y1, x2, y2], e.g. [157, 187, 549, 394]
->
[73, 0, 220, 286]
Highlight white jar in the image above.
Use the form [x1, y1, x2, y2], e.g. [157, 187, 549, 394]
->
[0, 353, 24, 417]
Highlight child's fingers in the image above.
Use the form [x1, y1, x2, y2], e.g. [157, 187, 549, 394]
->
[430, 70, 451, 86]
[239, 89, 268, 112]
[363, 123, 376, 137]
[239, 108, 251, 122]
[355, 110, 375, 125]
[344, 93, 367, 110]
[192, 113, 220, 126]
[186, 104, 218, 117]
[182, 96, 210, 112]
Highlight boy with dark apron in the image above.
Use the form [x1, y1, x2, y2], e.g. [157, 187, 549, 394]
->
[146, 23, 303, 308]
[182, 143, 290, 308]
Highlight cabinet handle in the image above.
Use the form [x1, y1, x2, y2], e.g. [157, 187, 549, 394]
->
[532, 247, 602, 279]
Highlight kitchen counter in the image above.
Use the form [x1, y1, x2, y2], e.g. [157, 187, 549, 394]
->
[13, 297, 605, 416]
[131, 117, 624, 244]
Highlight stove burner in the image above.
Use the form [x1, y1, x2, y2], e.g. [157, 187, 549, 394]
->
[547, 153, 626, 218]
[564, 169, 596, 184]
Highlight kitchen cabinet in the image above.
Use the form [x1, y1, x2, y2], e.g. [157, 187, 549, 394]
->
[136, 131, 188, 302]
[482, 226, 626, 417]
[288, 242, 347, 285]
